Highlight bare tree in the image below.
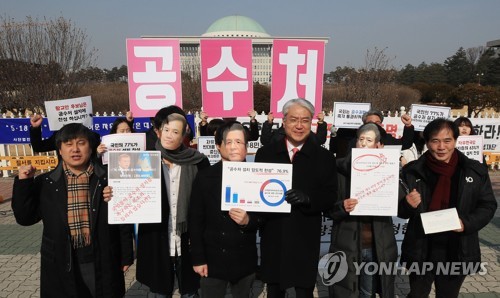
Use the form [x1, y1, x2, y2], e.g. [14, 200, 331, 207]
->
[0, 16, 97, 113]
[465, 46, 486, 66]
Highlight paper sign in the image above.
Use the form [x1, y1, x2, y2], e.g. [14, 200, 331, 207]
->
[333, 102, 371, 128]
[350, 148, 400, 216]
[101, 133, 146, 165]
[420, 208, 461, 234]
[221, 161, 292, 213]
[456, 135, 484, 162]
[200, 39, 253, 117]
[271, 40, 325, 117]
[410, 104, 451, 131]
[108, 151, 162, 224]
[197, 136, 221, 165]
[127, 38, 182, 117]
[44, 96, 93, 131]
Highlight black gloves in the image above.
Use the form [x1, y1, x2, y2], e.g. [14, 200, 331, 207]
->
[285, 189, 310, 206]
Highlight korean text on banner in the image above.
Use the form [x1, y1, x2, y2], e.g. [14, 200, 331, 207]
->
[410, 104, 451, 132]
[456, 135, 484, 162]
[350, 148, 400, 216]
[44, 96, 93, 131]
[101, 133, 147, 165]
[127, 39, 182, 117]
[221, 161, 292, 213]
[108, 151, 162, 224]
[200, 39, 253, 117]
[271, 40, 325, 118]
[333, 102, 371, 128]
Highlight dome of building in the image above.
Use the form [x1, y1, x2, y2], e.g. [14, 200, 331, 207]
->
[202, 15, 270, 38]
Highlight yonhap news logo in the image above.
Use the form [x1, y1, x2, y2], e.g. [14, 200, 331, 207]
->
[318, 251, 348, 286]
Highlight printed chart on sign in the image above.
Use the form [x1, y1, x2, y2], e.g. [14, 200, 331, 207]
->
[221, 161, 292, 213]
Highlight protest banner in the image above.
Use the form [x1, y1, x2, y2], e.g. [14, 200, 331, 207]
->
[456, 135, 484, 162]
[410, 104, 451, 131]
[333, 102, 371, 128]
[221, 161, 292, 213]
[108, 151, 162, 224]
[101, 133, 146, 165]
[197, 136, 221, 165]
[271, 40, 325, 117]
[127, 38, 182, 117]
[200, 39, 253, 117]
[44, 96, 93, 130]
[350, 148, 400, 216]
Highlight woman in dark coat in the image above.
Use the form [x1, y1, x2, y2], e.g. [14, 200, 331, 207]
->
[328, 123, 397, 298]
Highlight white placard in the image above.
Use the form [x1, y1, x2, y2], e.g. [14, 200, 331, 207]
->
[410, 104, 451, 132]
[44, 96, 93, 131]
[456, 135, 484, 162]
[350, 148, 400, 216]
[108, 151, 162, 224]
[333, 102, 371, 128]
[221, 161, 292, 213]
[197, 136, 221, 165]
[101, 133, 146, 165]
[420, 208, 461, 234]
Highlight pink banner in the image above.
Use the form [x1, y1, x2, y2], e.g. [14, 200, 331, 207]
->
[200, 39, 253, 117]
[271, 40, 325, 118]
[127, 39, 182, 117]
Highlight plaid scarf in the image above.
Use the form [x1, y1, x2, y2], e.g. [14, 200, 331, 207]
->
[64, 162, 94, 249]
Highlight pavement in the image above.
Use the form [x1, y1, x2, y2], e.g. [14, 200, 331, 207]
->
[0, 173, 499, 298]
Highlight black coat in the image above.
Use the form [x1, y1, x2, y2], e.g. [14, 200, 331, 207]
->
[254, 135, 337, 289]
[11, 162, 134, 298]
[398, 150, 497, 269]
[136, 157, 210, 295]
[188, 161, 264, 282]
[328, 157, 397, 298]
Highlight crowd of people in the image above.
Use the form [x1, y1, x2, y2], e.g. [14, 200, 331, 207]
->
[10, 100, 497, 298]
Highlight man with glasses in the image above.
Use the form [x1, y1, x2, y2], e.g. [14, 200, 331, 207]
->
[255, 98, 338, 298]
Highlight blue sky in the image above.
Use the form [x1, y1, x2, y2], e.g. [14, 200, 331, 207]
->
[2, 0, 499, 71]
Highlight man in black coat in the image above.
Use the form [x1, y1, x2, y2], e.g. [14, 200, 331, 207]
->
[189, 121, 264, 297]
[398, 118, 497, 297]
[13, 123, 134, 297]
[255, 98, 337, 298]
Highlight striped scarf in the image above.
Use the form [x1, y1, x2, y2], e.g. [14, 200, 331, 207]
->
[64, 162, 94, 249]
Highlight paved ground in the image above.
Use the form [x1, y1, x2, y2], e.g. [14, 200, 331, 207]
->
[0, 172, 499, 297]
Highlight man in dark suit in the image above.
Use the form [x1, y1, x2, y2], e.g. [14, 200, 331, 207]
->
[255, 98, 338, 298]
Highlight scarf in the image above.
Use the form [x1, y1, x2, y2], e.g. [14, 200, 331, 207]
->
[155, 140, 206, 234]
[424, 150, 458, 211]
[64, 162, 94, 248]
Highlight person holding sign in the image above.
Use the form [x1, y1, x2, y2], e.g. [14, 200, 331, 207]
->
[398, 118, 497, 297]
[12, 123, 134, 297]
[360, 109, 415, 150]
[136, 112, 210, 297]
[328, 123, 397, 298]
[189, 121, 264, 298]
[96, 113, 135, 157]
[255, 98, 337, 298]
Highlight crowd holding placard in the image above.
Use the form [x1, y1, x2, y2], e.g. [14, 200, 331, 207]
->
[9, 97, 497, 298]
[6, 32, 496, 298]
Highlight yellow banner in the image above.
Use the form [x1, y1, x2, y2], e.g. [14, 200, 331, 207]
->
[0, 156, 58, 170]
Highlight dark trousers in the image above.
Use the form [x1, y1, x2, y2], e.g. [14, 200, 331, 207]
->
[200, 273, 255, 298]
[75, 261, 96, 297]
[267, 283, 315, 298]
[408, 272, 466, 298]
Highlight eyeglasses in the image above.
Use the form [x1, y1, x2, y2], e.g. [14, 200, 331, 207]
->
[285, 117, 311, 126]
[224, 139, 246, 147]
